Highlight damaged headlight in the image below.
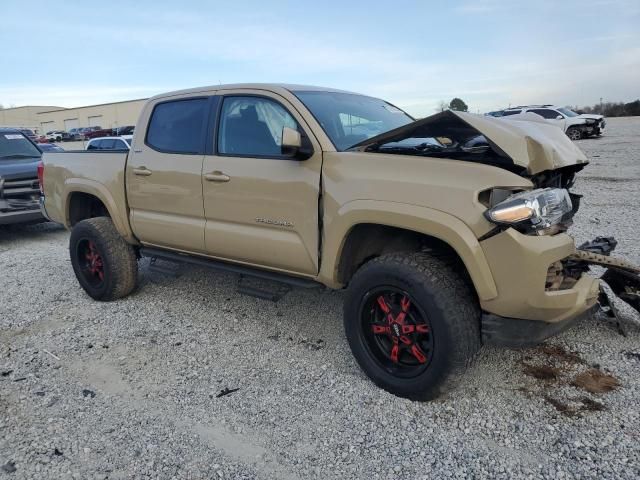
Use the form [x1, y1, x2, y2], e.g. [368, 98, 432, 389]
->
[485, 188, 572, 233]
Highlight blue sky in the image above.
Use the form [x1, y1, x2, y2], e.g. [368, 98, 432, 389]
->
[1, 0, 638, 116]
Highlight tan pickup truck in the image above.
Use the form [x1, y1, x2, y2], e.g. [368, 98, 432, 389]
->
[40, 84, 640, 400]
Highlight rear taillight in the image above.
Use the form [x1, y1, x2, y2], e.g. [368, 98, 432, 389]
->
[37, 160, 44, 194]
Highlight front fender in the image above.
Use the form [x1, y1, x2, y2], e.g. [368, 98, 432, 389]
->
[318, 200, 498, 301]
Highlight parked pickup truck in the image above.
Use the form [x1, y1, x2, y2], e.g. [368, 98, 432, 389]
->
[0, 128, 45, 225]
[40, 84, 640, 400]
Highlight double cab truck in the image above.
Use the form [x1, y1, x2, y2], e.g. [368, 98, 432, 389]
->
[40, 84, 640, 400]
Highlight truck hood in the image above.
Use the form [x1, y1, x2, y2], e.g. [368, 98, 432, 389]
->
[350, 110, 588, 176]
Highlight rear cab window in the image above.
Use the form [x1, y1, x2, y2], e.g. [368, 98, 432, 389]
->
[146, 98, 208, 154]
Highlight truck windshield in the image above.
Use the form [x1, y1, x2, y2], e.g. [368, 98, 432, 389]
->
[0, 133, 42, 160]
[294, 91, 414, 150]
[557, 107, 578, 117]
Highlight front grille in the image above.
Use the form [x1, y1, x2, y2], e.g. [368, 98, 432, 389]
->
[0, 176, 40, 199]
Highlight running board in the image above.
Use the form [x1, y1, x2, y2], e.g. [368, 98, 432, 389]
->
[140, 247, 322, 291]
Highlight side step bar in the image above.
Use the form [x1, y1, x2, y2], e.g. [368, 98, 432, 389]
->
[140, 247, 322, 290]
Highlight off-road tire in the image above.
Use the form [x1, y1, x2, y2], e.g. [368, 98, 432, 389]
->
[69, 217, 138, 301]
[566, 127, 582, 141]
[344, 252, 481, 400]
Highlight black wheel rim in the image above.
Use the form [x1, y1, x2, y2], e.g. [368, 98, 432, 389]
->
[359, 286, 434, 378]
[76, 238, 105, 287]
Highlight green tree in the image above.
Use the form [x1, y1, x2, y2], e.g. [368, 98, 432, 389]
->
[449, 98, 468, 112]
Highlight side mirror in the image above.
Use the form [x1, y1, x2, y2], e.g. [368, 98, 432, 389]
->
[556, 115, 563, 120]
[281, 126, 313, 160]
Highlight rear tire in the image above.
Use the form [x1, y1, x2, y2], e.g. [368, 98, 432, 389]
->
[69, 217, 138, 301]
[344, 252, 481, 400]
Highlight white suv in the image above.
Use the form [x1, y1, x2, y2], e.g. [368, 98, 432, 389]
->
[493, 105, 605, 140]
[86, 136, 132, 151]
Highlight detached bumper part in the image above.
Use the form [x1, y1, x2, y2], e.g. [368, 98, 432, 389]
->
[482, 235, 640, 347]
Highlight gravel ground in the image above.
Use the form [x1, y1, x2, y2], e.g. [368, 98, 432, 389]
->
[2, 117, 639, 479]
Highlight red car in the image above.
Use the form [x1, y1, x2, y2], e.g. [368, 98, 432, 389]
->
[83, 127, 112, 139]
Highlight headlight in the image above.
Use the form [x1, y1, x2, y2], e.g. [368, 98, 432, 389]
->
[485, 188, 572, 233]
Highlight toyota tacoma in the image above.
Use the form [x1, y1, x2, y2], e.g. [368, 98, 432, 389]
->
[39, 84, 640, 400]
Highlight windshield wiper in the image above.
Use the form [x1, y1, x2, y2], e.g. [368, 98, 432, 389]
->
[0, 154, 40, 160]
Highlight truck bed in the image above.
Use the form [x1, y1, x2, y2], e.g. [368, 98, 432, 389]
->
[41, 150, 132, 239]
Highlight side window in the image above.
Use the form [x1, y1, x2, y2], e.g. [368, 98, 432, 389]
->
[531, 109, 561, 119]
[217, 96, 299, 157]
[117, 139, 128, 149]
[87, 140, 99, 150]
[501, 110, 521, 116]
[146, 98, 207, 154]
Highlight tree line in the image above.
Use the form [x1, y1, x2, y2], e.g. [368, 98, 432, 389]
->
[576, 100, 640, 117]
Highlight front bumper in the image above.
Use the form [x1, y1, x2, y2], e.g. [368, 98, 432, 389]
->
[479, 228, 600, 324]
[0, 208, 44, 225]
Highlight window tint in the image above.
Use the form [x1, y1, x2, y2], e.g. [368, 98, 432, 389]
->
[146, 98, 207, 154]
[530, 109, 562, 119]
[217, 96, 298, 157]
[501, 110, 521, 116]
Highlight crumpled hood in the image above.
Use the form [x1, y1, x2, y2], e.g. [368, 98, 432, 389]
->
[578, 113, 604, 121]
[351, 110, 589, 175]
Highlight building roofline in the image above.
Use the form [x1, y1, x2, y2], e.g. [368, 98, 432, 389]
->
[0, 105, 64, 112]
[35, 98, 149, 114]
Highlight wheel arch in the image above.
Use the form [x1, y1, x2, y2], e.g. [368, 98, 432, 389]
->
[63, 179, 136, 243]
[319, 200, 498, 301]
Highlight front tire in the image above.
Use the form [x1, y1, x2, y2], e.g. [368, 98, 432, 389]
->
[566, 127, 582, 141]
[69, 217, 138, 301]
[344, 253, 481, 400]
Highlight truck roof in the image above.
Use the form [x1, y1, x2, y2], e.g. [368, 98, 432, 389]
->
[150, 83, 362, 101]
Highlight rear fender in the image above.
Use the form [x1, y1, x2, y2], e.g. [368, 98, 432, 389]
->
[62, 178, 136, 243]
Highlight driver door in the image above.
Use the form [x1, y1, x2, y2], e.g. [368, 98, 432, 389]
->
[202, 91, 322, 275]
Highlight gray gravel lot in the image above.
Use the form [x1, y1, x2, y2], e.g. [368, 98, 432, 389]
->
[2, 117, 639, 479]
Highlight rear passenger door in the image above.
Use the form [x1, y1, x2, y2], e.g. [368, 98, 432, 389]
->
[126, 95, 212, 253]
[201, 91, 322, 275]
[530, 109, 566, 130]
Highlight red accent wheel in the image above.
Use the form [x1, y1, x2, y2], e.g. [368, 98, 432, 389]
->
[360, 287, 434, 377]
[76, 239, 105, 287]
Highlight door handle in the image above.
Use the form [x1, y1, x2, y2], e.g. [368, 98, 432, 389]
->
[204, 171, 230, 182]
[133, 167, 152, 176]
